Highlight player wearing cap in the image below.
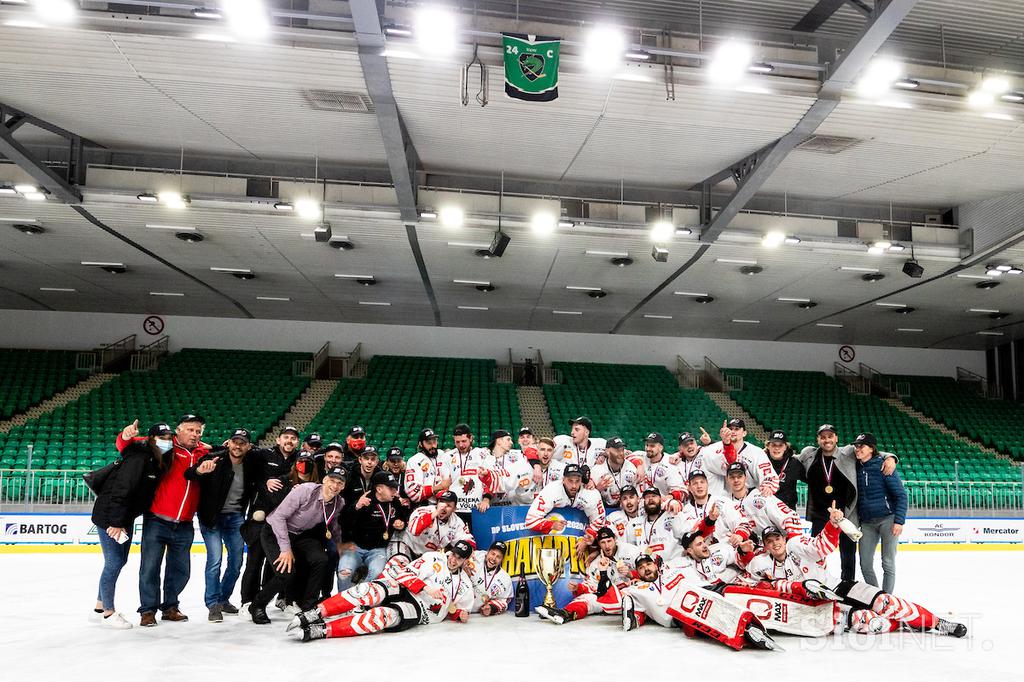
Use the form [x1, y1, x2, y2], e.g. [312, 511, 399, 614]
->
[381, 447, 411, 506]
[797, 426, 898, 583]
[699, 418, 780, 500]
[399, 490, 473, 559]
[301, 432, 323, 456]
[525, 464, 607, 550]
[340, 426, 370, 472]
[671, 529, 752, 586]
[587, 526, 642, 589]
[763, 430, 806, 511]
[625, 486, 680, 563]
[606, 485, 641, 541]
[337, 470, 410, 593]
[441, 424, 492, 524]
[517, 426, 536, 450]
[343, 445, 383, 507]
[464, 541, 514, 616]
[552, 416, 607, 466]
[482, 428, 533, 507]
[741, 506, 966, 638]
[636, 432, 685, 511]
[671, 432, 704, 482]
[588, 436, 640, 508]
[672, 468, 753, 546]
[288, 540, 476, 641]
[251, 426, 302, 495]
[404, 428, 453, 506]
[724, 461, 802, 541]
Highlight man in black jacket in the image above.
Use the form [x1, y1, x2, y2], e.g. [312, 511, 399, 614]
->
[340, 425, 369, 472]
[336, 470, 409, 592]
[343, 445, 382, 507]
[765, 430, 806, 511]
[185, 427, 260, 622]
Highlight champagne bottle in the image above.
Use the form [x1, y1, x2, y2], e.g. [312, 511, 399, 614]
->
[514, 574, 530, 617]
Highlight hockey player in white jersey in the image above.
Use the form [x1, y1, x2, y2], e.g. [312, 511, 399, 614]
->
[671, 529, 752, 586]
[287, 540, 476, 641]
[482, 429, 533, 506]
[525, 464, 606, 551]
[552, 416, 606, 466]
[636, 433, 685, 512]
[742, 504, 967, 638]
[672, 468, 754, 546]
[699, 419, 779, 498]
[527, 437, 565, 498]
[404, 428, 453, 506]
[586, 526, 641, 589]
[398, 491, 474, 558]
[626, 487, 680, 564]
[441, 423, 492, 525]
[671, 432, 705, 482]
[606, 485, 641, 541]
[464, 541, 513, 616]
[724, 460, 802, 539]
[589, 436, 640, 508]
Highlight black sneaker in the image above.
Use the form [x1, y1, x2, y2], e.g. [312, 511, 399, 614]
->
[220, 602, 239, 616]
[208, 605, 223, 623]
[936, 618, 968, 638]
[248, 603, 271, 625]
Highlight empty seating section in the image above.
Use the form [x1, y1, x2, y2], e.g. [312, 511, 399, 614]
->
[725, 368, 1021, 508]
[544, 362, 727, 448]
[893, 374, 1024, 460]
[0, 348, 309, 502]
[305, 356, 520, 455]
[0, 349, 84, 420]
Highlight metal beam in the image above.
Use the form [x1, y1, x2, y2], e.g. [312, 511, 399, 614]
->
[349, 0, 421, 223]
[792, 0, 850, 33]
[699, 0, 920, 244]
[0, 128, 82, 203]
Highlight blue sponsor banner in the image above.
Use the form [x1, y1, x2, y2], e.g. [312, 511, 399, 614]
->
[472, 505, 588, 609]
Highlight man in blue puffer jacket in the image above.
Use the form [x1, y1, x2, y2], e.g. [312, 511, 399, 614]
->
[853, 433, 908, 593]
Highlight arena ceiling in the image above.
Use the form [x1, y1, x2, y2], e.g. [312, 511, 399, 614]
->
[1, 0, 1023, 351]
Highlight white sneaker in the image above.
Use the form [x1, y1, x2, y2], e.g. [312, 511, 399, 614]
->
[101, 612, 134, 630]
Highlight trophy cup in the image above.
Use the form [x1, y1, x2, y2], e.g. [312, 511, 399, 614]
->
[533, 542, 566, 609]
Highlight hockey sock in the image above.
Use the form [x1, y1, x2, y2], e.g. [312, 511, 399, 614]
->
[564, 601, 589, 621]
[872, 594, 939, 630]
[320, 582, 387, 618]
[635, 612, 647, 627]
[325, 607, 400, 638]
[850, 609, 900, 634]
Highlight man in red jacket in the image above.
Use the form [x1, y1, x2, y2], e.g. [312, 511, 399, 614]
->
[121, 414, 211, 627]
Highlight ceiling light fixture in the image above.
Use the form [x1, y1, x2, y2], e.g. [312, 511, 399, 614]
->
[256, 296, 290, 301]
[897, 328, 924, 332]
[893, 78, 920, 89]
[716, 258, 757, 265]
[625, 50, 651, 61]
[611, 256, 634, 267]
[12, 223, 44, 235]
[223, 0, 270, 39]
[295, 198, 321, 220]
[557, 220, 575, 229]
[457, 306, 489, 311]
[39, 287, 75, 292]
[158, 190, 189, 209]
[136, 192, 158, 203]
[732, 319, 761, 324]
[676, 227, 693, 236]
[856, 57, 902, 97]
[977, 331, 1005, 336]
[384, 24, 413, 37]
[150, 291, 185, 297]
[145, 223, 194, 231]
[415, 7, 457, 56]
[708, 40, 754, 85]
[584, 26, 626, 72]
[585, 250, 629, 257]
[862, 273, 886, 282]
[552, 310, 583, 315]
[674, 291, 709, 297]
[33, 0, 76, 24]
[531, 211, 557, 236]
[762, 231, 785, 248]
[643, 314, 673, 319]
[840, 266, 879, 273]
[455, 279, 491, 286]
[967, 90, 996, 108]
[335, 274, 374, 280]
[816, 323, 844, 328]
[982, 75, 1012, 94]
[273, 202, 294, 211]
[359, 301, 391, 306]
[968, 308, 1000, 313]
[777, 297, 811, 303]
[14, 184, 38, 194]
[566, 286, 603, 292]
[651, 245, 669, 262]
[191, 7, 223, 19]
[748, 62, 774, 74]
[650, 220, 674, 243]
[439, 205, 464, 228]
[875, 302, 907, 308]
[1000, 92, 1024, 103]
[888, 243, 906, 252]
[418, 209, 438, 220]
[784, 235, 802, 245]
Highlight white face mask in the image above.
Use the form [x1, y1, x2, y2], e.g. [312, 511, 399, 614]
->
[155, 439, 174, 453]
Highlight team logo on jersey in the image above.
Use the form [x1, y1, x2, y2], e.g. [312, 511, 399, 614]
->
[753, 497, 766, 510]
[432, 562, 442, 573]
[460, 478, 475, 495]
[615, 522, 625, 535]
[711, 554, 724, 567]
[421, 463, 431, 472]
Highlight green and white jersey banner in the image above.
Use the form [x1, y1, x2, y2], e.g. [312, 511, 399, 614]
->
[503, 33, 561, 102]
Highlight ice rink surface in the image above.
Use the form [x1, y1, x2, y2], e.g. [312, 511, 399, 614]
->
[2, 549, 1020, 681]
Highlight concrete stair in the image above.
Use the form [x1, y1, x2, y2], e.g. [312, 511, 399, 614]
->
[259, 379, 339, 446]
[883, 397, 1012, 461]
[517, 385, 555, 439]
[0, 372, 117, 433]
[705, 391, 770, 443]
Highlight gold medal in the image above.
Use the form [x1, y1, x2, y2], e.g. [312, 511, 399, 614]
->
[383, 530, 389, 540]
[448, 603, 457, 614]
[824, 485, 834, 494]
[325, 530, 332, 540]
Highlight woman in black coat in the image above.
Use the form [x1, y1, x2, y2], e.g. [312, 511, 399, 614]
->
[90, 423, 172, 629]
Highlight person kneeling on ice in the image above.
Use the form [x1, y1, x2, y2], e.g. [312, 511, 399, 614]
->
[741, 502, 967, 638]
[287, 539, 476, 641]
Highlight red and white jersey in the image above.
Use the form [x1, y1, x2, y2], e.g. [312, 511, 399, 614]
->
[404, 452, 453, 505]
[552, 435, 607, 466]
[442, 447, 490, 514]
[626, 511, 680, 563]
[675, 453, 705, 483]
[624, 564, 689, 628]
[732, 490, 802, 539]
[528, 459, 566, 499]
[668, 544, 743, 586]
[699, 441, 779, 498]
[392, 552, 457, 624]
[607, 509, 640, 542]
[672, 494, 753, 545]
[589, 459, 640, 507]
[586, 542, 642, 590]
[465, 550, 513, 614]
[445, 564, 478, 621]
[743, 523, 840, 589]
[525, 479, 606, 538]
[404, 505, 473, 557]
[640, 457, 686, 502]
[483, 448, 534, 506]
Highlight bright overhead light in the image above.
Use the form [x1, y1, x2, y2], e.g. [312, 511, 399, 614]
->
[454, 279, 491, 286]
[585, 250, 629, 257]
[557, 220, 575, 229]
[14, 184, 38, 194]
[676, 227, 693, 236]
[982, 76, 1011, 94]
[81, 261, 124, 268]
[158, 190, 188, 209]
[867, 246, 885, 255]
[384, 25, 413, 37]
[136, 193, 158, 203]
[359, 301, 392, 306]
[856, 57, 902, 97]
[732, 319, 761, 324]
[584, 26, 626, 72]
[875, 302, 907, 308]
[977, 331, 1004, 336]
[33, 0, 76, 24]
[707, 40, 753, 85]
[39, 287, 75, 292]
[439, 205, 464, 228]
[715, 258, 757, 265]
[256, 296, 290, 302]
[419, 210, 438, 220]
[23, 192, 46, 201]
[295, 198, 321, 220]
[893, 78, 920, 89]
[146, 224, 195, 231]
[874, 240, 892, 250]
[887, 243, 906, 252]
[956, 274, 993, 280]
[897, 328, 924, 332]
[840, 266, 879, 273]
[457, 306, 489, 311]
[748, 62, 774, 75]
[223, 0, 270, 39]
[446, 241, 489, 249]
[816, 323, 844, 328]
[986, 268, 1004, 277]
[967, 90, 995, 108]
[1009, 266, 1024, 275]
[414, 7, 457, 56]
[777, 297, 811, 303]
[1000, 93, 1024, 103]
[673, 291, 709, 297]
[643, 314, 673, 320]
[968, 308, 1001, 313]
[762, 231, 785, 248]
[191, 7, 223, 20]
[566, 286, 603, 292]
[0, 186, 18, 196]
[273, 202, 294, 212]
[210, 267, 251, 273]
[995, 265, 1013, 272]
[335, 274, 375, 281]
[531, 211, 557, 236]
[649, 220, 674, 243]
[150, 291, 185, 297]
[552, 310, 583, 315]
[784, 236, 802, 245]
[624, 50, 651, 61]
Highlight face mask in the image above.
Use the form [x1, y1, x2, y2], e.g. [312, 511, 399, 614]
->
[155, 439, 174, 453]
[349, 439, 366, 451]
[296, 460, 312, 475]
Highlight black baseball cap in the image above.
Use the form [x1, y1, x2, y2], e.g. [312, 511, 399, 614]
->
[323, 441, 344, 454]
[853, 432, 877, 447]
[642, 485, 661, 497]
[229, 427, 251, 444]
[727, 418, 745, 429]
[518, 427, 534, 436]
[645, 432, 664, 445]
[596, 527, 616, 542]
[817, 423, 837, 435]
[347, 426, 366, 438]
[570, 416, 593, 432]
[359, 445, 380, 458]
[371, 470, 400, 488]
[386, 446, 404, 461]
[680, 530, 702, 550]
[177, 413, 205, 425]
[148, 423, 173, 437]
[768, 430, 787, 443]
[297, 451, 315, 463]
[726, 461, 746, 477]
[419, 428, 438, 442]
[489, 429, 511, 442]
[619, 485, 639, 497]
[605, 436, 626, 449]
[489, 540, 508, 555]
[304, 432, 322, 446]
[325, 466, 346, 481]
[453, 423, 473, 436]
[450, 539, 474, 559]
[563, 463, 583, 478]
[678, 432, 696, 444]
[280, 425, 300, 436]
[687, 468, 707, 482]
[762, 526, 784, 540]
[635, 555, 656, 569]
[437, 490, 459, 504]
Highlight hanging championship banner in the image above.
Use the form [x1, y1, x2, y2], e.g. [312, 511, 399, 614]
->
[502, 33, 561, 102]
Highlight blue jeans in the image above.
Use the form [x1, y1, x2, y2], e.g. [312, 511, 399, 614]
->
[199, 512, 245, 608]
[858, 515, 899, 594]
[96, 525, 133, 611]
[138, 513, 195, 614]
[337, 546, 388, 592]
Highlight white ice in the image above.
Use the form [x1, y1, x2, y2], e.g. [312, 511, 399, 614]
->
[1, 550, 1019, 681]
